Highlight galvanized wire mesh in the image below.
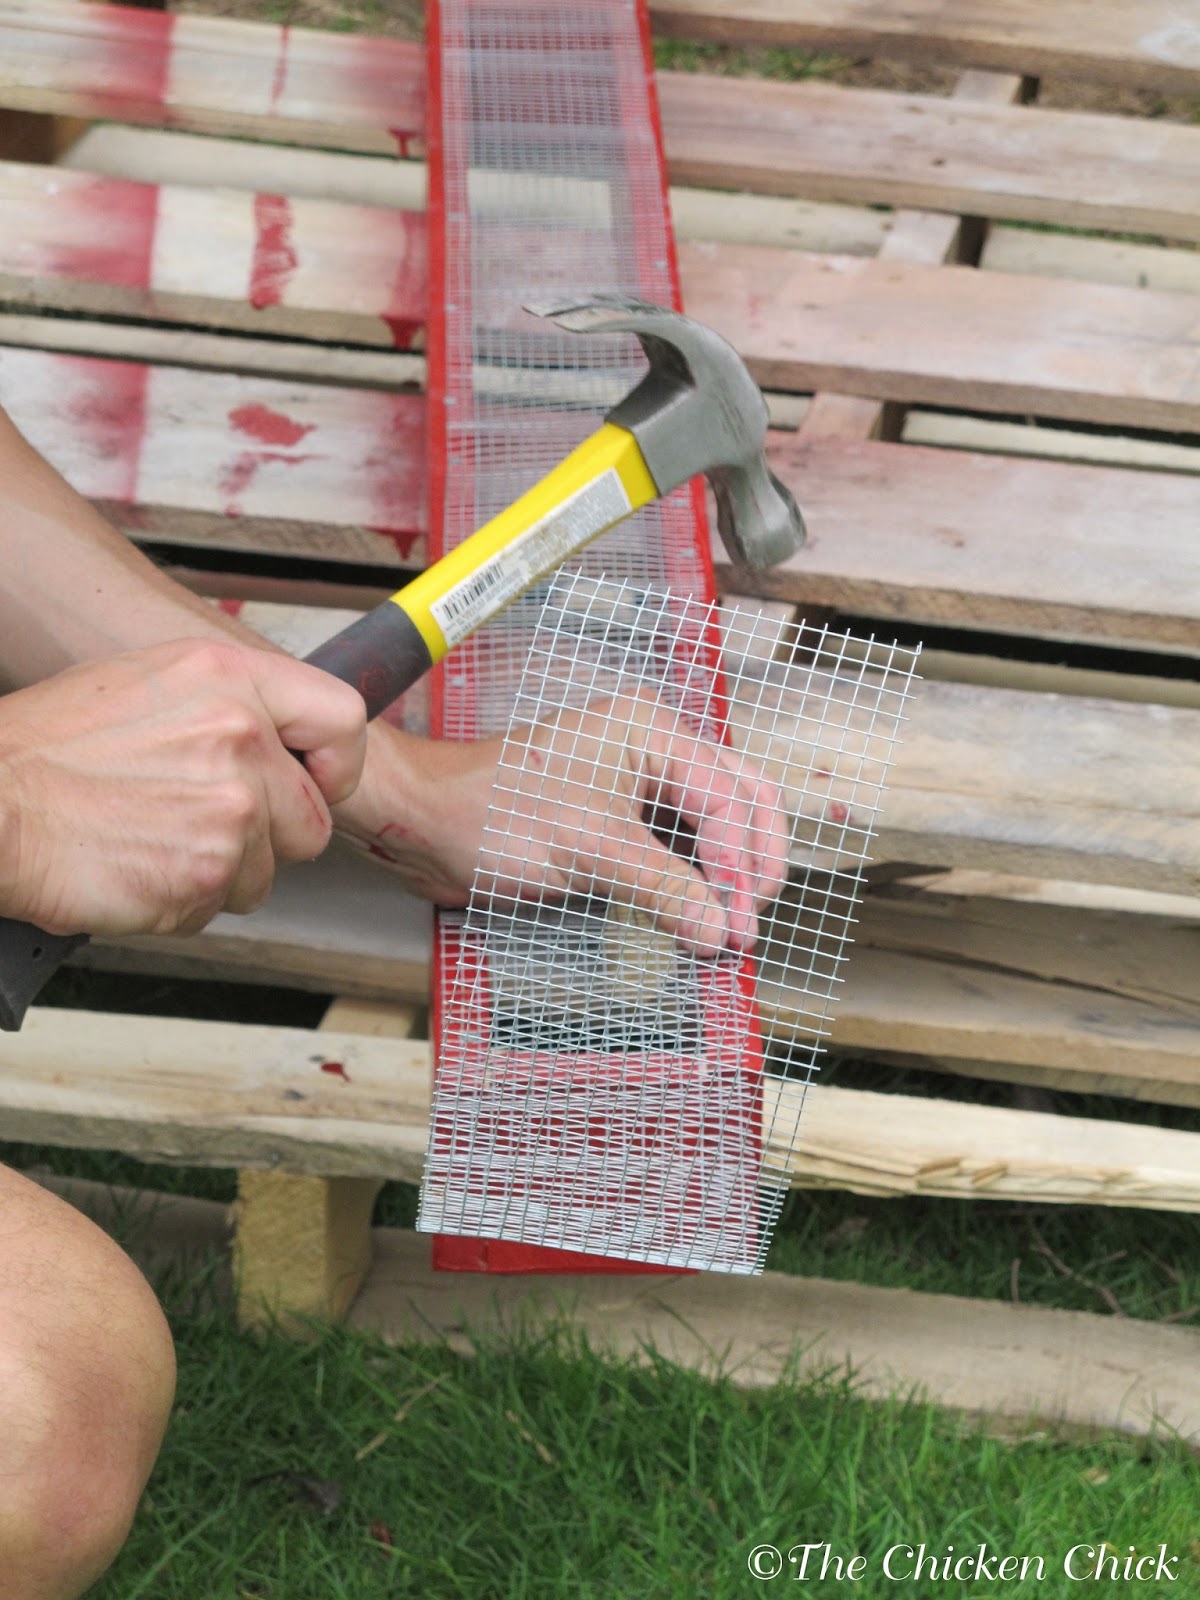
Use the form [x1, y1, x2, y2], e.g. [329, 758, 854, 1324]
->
[433, 0, 705, 747]
[419, 574, 921, 1272]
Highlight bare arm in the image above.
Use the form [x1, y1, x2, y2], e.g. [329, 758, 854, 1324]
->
[0, 408, 239, 687]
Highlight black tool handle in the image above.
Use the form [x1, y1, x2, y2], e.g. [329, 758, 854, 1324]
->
[0, 922, 88, 1031]
[301, 600, 434, 721]
[0, 600, 433, 1031]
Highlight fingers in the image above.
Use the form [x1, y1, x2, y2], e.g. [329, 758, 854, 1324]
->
[639, 720, 790, 950]
[238, 649, 368, 807]
[594, 816, 731, 959]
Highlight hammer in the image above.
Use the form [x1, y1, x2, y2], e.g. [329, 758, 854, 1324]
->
[0, 296, 804, 1029]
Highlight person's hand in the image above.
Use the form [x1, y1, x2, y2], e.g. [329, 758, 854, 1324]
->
[339, 693, 790, 956]
[0, 639, 366, 937]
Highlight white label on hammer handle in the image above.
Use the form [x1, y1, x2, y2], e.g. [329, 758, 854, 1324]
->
[429, 468, 632, 648]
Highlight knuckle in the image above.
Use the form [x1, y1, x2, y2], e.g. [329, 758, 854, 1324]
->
[210, 698, 264, 749]
[214, 779, 261, 832]
[187, 852, 237, 904]
[181, 640, 245, 680]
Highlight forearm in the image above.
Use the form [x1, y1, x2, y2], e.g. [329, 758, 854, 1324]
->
[0, 408, 249, 687]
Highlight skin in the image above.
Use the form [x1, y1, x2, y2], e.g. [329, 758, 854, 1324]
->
[0, 406, 789, 1597]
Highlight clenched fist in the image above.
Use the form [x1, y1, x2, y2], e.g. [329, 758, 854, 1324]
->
[0, 639, 366, 937]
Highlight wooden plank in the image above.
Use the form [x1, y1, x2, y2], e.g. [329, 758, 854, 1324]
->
[81, 836, 433, 999]
[984, 227, 1200, 297]
[0, 159, 425, 346]
[759, 894, 1200, 1106]
[0, 345, 424, 568]
[679, 245, 1200, 432]
[33, 1176, 1200, 1441]
[0, 1006, 433, 1179]
[659, 71, 1200, 244]
[233, 998, 421, 1330]
[358, 1231, 1200, 1438]
[65, 124, 429, 210]
[904, 411, 1200, 479]
[64, 124, 890, 258]
[6, 1006, 1200, 1211]
[244, 598, 1200, 894]
[794, 68, 1026, 445]
[0, 3, 424, 154]
[824, 679, 1199, 893]
[74, 803, 1200, 1106]
[903, 871, 1200, 921]
[0, 312, 422, 390]
[914, 651, 1200, 714]
[649, 0, 1200, 96]
[743, 437, 1200, 655]
[9, 340, 1200, 655]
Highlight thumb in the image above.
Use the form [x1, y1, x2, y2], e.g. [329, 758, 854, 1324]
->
[240, 650, 368, 806]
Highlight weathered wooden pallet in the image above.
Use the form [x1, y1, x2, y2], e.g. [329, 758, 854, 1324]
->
[6, 1001, 1200, 1211]
[0, 0, 1197, 1396]
[38, 1171, 1200, 1444]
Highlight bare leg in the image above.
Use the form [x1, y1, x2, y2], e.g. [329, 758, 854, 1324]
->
[0, 1165, 176, 1600]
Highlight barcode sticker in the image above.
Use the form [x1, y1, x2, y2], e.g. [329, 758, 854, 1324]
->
[429, 467, 632, 647]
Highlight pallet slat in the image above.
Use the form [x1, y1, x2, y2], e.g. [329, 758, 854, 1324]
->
[34, 1177, 1200, 1440]
[683, 246, 1200, 432]
[5, 1006, 1200, 1213]
[734, 436, 1200, 654]
[0, 345, 424, 565]
[660, 72, 1200, 244]
[241, 599, 1200, 894]
[650, 0, 1200, 95]
[73, 791, 1200, 1107]
[0, 2, 423, 153]
[8, 6, 1200, 241]
[0, 159, 425, 345]
[7, 343, 1200, 655]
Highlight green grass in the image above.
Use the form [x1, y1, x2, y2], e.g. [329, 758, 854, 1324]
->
[85, 1286, 1200, 1600]
[653, 37, 852, 82]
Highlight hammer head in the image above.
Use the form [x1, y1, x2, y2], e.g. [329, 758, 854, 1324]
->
[526, 294, 805, 570]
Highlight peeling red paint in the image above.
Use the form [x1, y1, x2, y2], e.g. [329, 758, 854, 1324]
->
[361, 394, 426, 547]
[229, 401, 314, 448]
[84, 8, 176, 122]
[219, 449, 316, 515]
[249, 193, 298, 309]
[381, 210, 427, 349]
[45, 175, 160, 292]
[269, 24, 290, 113]
[381, 314, 422, 350]
[366, 525, 422, 562]
[64, 355, 151, 505]
[320, 1060, 351, 1082]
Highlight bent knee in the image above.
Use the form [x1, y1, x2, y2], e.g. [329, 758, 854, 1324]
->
[0, 1178, 176, 1597]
